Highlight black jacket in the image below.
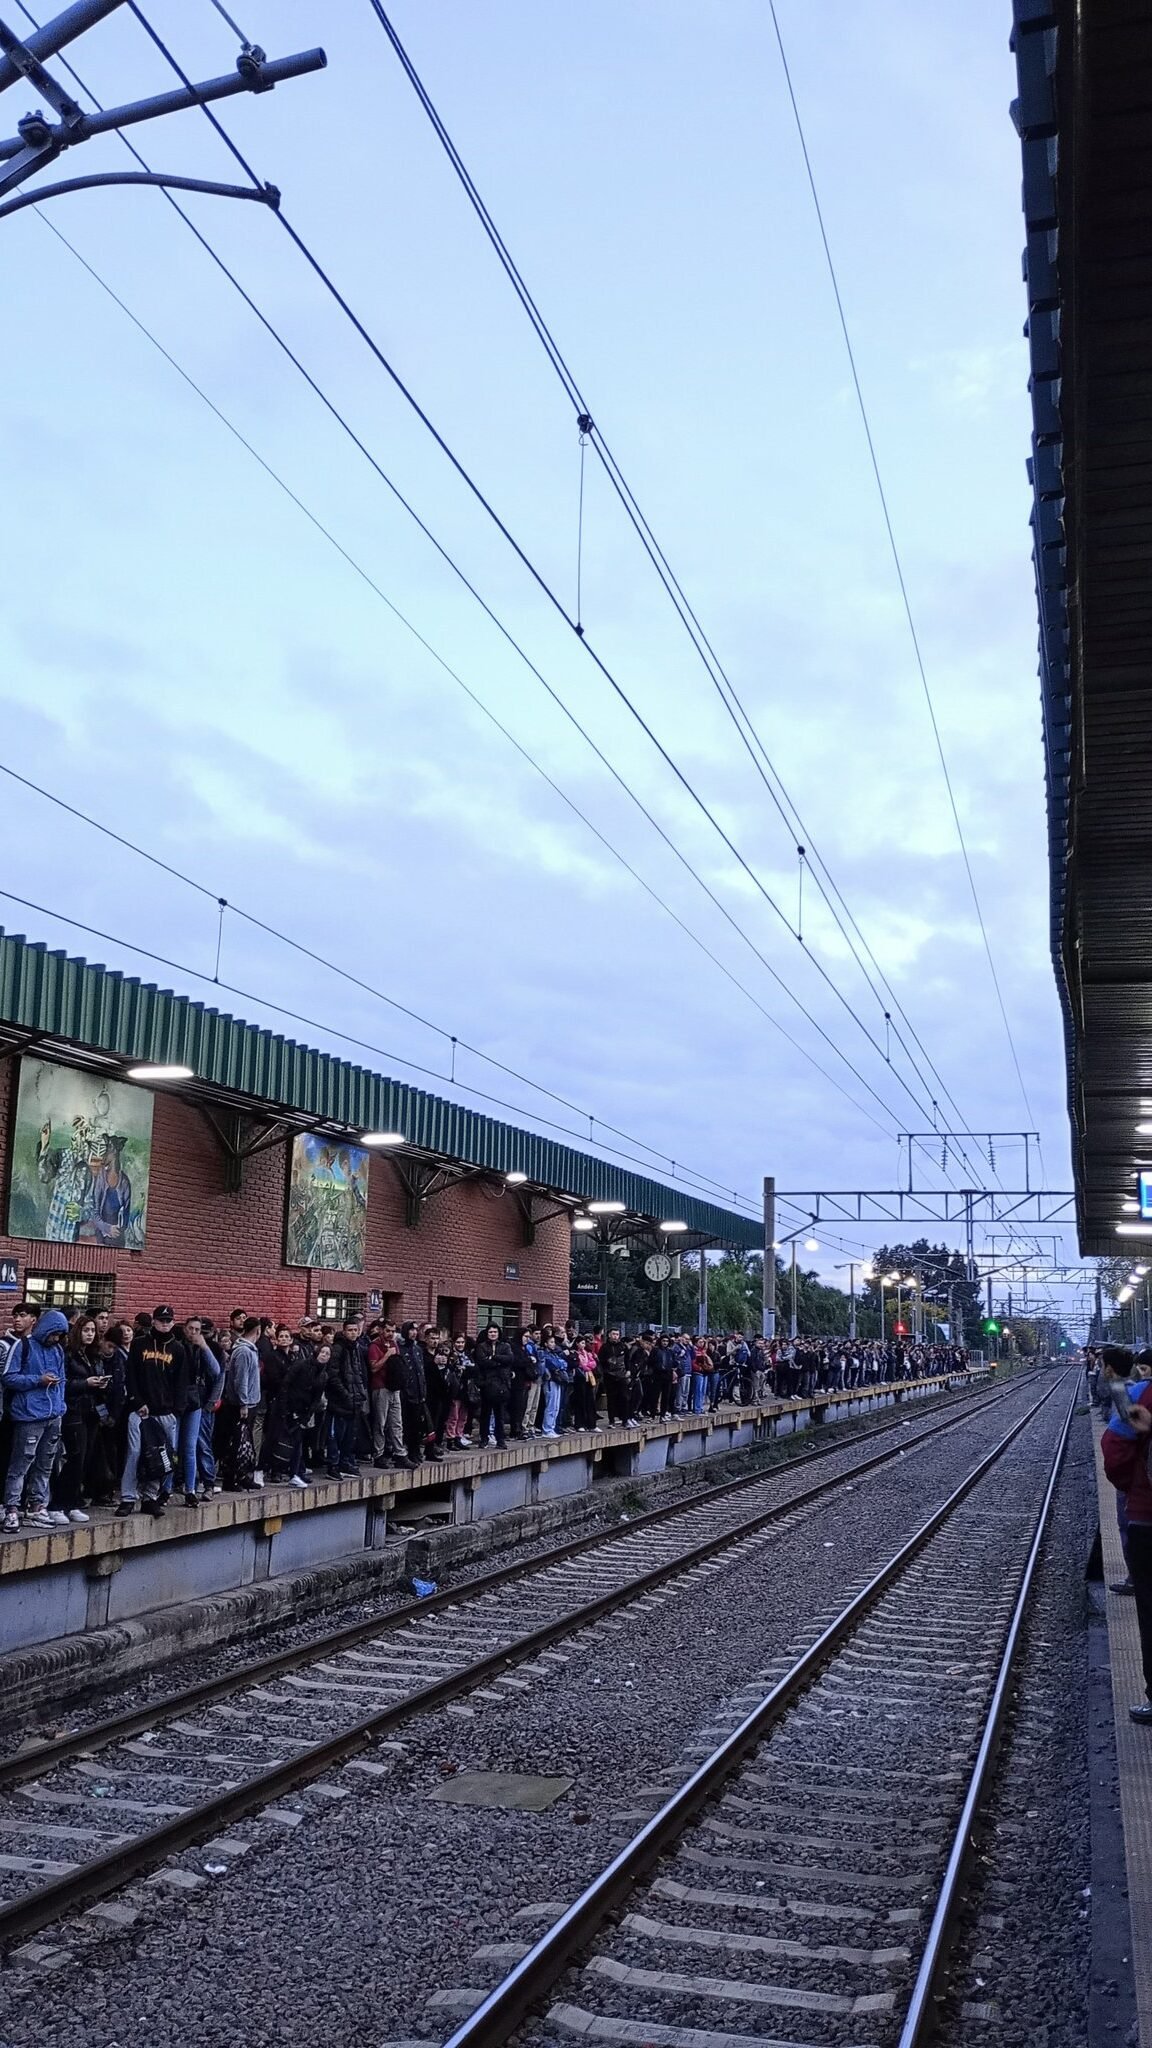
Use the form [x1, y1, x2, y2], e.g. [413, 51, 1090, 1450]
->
[392, 1338, 427, 1405]
[599, 1338, 630, 1380]
[474, 1335, 515, 1393]
[325, 1334, 368, 1416]
[125, 1331, 191, 1416]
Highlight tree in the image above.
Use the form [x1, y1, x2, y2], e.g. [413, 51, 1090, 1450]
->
[708, 1251, 762, 1333]
[862, 1241, 980, 1343]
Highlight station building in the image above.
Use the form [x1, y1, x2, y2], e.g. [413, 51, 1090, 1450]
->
[0, 929, 759, 1332]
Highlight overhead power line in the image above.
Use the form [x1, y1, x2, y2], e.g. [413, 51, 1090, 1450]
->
[12, 206, 904, 1188]
[362, 0, 1001, 1196]
[765, 0, 1037, 1134]
[16, 3, 938, 1160]
[122, 0, 973, 1162]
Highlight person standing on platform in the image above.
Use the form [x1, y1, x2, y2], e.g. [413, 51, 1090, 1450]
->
[1102, 1358, 1152, 1723]
[1, 1308, 69, 1531]
[118, 1307, 190, 1517]
[217, 1316, 262, 1491]
[473, 1323, 513, 1450]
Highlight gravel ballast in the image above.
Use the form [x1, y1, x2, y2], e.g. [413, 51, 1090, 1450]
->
[0, 1372, 1063, 2048]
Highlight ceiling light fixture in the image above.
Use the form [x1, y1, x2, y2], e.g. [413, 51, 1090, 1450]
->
[361, 1130, 405, 1147]
[587, 1200, 626, 1215]
[505, 1171, 529, 1185]
[126, 1063, 194, 1082]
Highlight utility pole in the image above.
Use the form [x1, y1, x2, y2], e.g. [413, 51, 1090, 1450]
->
[790, 1241, 799, 1341]
[697, 1244, 709, 1338]
[849, 1263, 857, 1340]
[762, 1175, 776, 1340]
[0, 2, 324, 218]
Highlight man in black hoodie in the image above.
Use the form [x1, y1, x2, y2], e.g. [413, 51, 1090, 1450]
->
[118, 1306, 191, 1516]
[394, 1321, 430, 1465]
[325, 1317, 368, 1477]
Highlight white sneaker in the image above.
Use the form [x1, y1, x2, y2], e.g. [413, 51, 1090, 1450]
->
[540, 1429, 558, 1438]
[457, 1436, 471, 1447]
[252, 1470, 265, 1488]
[2, 1510, 19, 1533]
[67, 1509, 90, 1524]
[46, 1510, 71, 1526]
[24, 1510, 55, 1529]
[290, 1474, 308, 1488]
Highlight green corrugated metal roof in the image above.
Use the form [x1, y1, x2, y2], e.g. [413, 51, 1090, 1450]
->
[0, 929, 761, 1247]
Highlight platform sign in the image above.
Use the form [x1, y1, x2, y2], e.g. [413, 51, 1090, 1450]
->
[0, 1258, 16, 1292]
[1139, 1169, 1152, 1219]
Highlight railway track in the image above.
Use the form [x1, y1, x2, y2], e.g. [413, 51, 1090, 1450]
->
[428, 1369, 1077, 2048]
[0, 1367, 1046, 1956]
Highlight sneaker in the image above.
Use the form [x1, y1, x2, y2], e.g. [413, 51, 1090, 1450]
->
[290, 1474, 308, 1488]
[1, 1510, 18, 1533]
[1129, 1703, 1152, 1725]
[1110, 1579, 1137, 1596]
[115, 1498, 138, 1515]
[252, 1471, 265, 1488]
[457, 1435, 471, 1447]
[67, 1509, 91, 1525]
[540, 1429, 558, 1438]
[142, 1497, 167, 1517]
[480, 1436, 493, 1449]
[24, 1510, 56, 1529]
[46, 1510, 70, 1526]
[184, 1492, 199, 1509]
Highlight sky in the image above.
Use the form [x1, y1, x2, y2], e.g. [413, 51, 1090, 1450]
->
[0, 1, 1093, 1328]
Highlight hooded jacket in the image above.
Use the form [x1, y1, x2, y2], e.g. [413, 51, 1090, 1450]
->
[2, 1310, 69, 1422]
[125, 1327, 192, 1417]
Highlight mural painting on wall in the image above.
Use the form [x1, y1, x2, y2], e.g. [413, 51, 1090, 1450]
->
[7, 1057, 154, 1249]
[285, 1133, 370, 1273]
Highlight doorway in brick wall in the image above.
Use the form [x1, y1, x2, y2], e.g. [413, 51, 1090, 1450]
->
[436, 1294, 468, 1336]
[531, 1301, 554, 1330]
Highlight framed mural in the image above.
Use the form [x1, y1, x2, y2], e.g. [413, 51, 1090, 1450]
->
[285, 1133, 370, 1273]
[7, 1057, 154, 1249]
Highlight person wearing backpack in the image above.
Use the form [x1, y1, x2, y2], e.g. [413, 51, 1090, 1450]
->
[1100, 1348, 1152, 1723]
[117, 1307, 191, 1517]
[1, 1309, 69, 1531]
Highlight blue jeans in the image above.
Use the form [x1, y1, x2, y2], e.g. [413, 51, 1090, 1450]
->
[196, 1405, 217, 1488]
[4, 1414, 62, 1510]
[327, 1412, 359, 1471]
[692, 1373, 708, 1414]
[542, 1380, 562, 1433]
[120, 1410, 179, 1502]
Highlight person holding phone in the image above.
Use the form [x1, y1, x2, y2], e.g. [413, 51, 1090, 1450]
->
[1, 1309, 70, 1532]
[52, 1315, 106, 1521]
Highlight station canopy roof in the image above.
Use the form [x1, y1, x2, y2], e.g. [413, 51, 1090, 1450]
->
[0, 928, 761, 1252]
[1015, 0, 1152, 1253]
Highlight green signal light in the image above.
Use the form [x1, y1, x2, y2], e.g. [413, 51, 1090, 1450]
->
[982, 1318, 1000, 1335]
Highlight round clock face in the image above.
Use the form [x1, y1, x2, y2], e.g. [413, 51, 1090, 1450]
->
[645, 1252, 673, 1282]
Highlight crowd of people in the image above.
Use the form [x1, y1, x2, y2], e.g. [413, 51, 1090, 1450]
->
[0, 1302, 971, 1531]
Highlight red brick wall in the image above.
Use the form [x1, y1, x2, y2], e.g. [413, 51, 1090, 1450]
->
[0, 1063, 569, 1329]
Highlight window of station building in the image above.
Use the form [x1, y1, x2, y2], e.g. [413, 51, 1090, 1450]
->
[314, 1291, 367, 1324]
[476, 1300, 519, 1337]
[25, 1272, 116, 1316]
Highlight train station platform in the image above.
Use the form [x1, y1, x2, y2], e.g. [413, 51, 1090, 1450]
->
[0, 1371, 974, 1706]
[1093, 1425, 1152, 2048]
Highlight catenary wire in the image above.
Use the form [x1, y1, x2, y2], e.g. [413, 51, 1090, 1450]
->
[14, 8, 930, 1160]
[13, 199, 899, 1178]
[124, 2, 970, 1157]
[362, 0, 1000, 1193]
[765, 0, 1037, 1133]
[0, 890, 766, 1218]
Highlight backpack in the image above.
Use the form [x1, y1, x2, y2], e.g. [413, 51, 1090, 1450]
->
[137, 1415, 173, 1488]
[1102, 1427, 1144, 1493]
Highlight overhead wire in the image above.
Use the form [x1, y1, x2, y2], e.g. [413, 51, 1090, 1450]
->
[14, 194, 899, 1182]
[764, 0, 1038, 1135]
[122, 0, 971, 1166]
[362, 0, 1001, 1195]
[13, 4, 936, 1161]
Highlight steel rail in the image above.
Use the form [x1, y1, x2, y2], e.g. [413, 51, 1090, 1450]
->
[0, 1370, 1018, 1787]
[895, 1375, 1079, 2044]
[0, 1375, 1040, 1946]
[437, 1372, 1075, 2048]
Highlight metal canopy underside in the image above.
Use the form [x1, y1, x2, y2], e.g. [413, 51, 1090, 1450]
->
[1015, 0, 1152, 1253]
[0, 928, 760, 1250]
